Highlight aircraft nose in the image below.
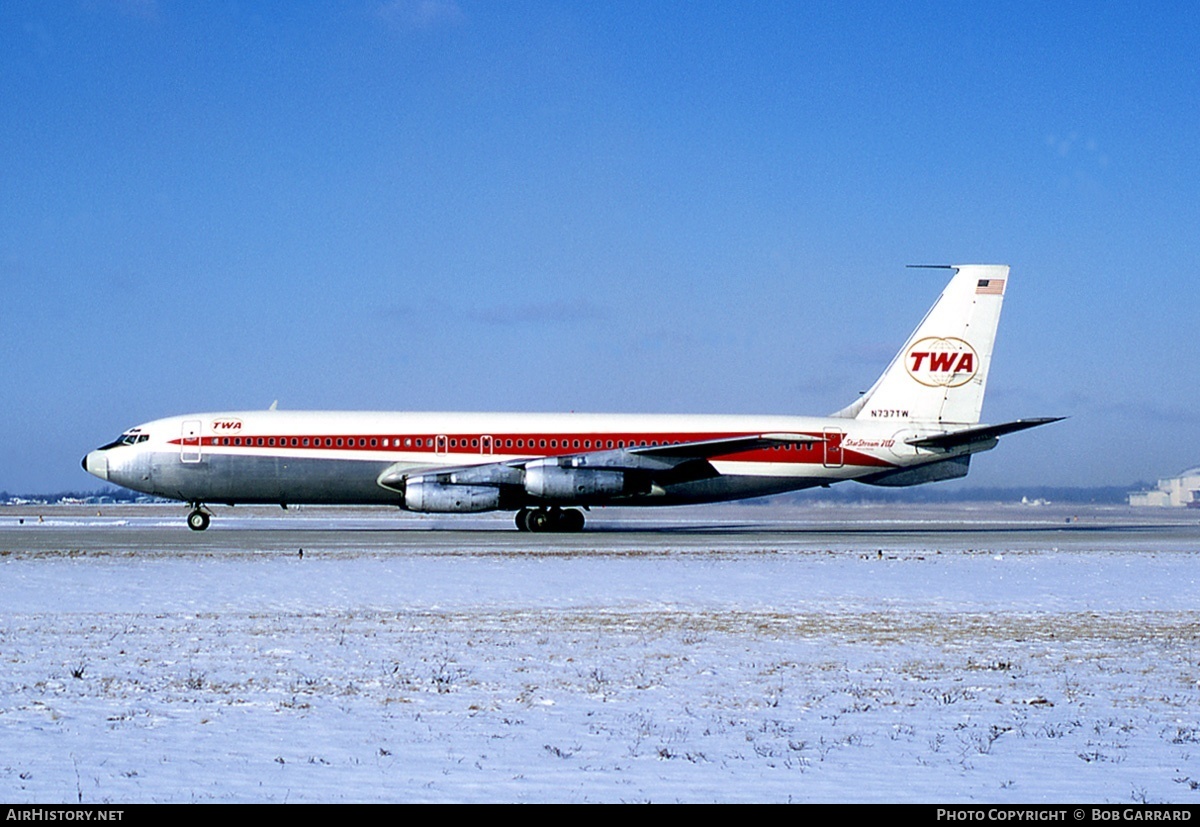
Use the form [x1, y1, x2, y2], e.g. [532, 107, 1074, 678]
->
[82, 450, 109, 481]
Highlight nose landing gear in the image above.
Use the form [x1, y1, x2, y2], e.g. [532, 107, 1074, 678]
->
[515, 507, 585, 532]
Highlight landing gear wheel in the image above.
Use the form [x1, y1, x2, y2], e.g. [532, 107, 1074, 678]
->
[556, 509, 585, 532]
[519, 508, 585, 532]
[187, 509, 210, 531]
[523, 509, 552, 532]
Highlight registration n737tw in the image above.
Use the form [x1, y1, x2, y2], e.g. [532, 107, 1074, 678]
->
[83, 265, 1061, 531]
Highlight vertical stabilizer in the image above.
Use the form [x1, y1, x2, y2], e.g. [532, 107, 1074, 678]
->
[833, 264, 1009, 425]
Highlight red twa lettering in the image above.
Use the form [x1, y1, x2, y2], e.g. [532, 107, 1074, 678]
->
[910, 352, 974, 373]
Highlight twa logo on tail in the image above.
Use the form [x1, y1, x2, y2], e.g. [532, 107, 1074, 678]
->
[905, 337, 978, 387]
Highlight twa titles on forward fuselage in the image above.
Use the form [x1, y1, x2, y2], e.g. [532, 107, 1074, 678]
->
[82, 265, 1062, 531]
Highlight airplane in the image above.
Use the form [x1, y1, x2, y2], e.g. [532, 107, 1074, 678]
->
[82, 264, 1062, 532]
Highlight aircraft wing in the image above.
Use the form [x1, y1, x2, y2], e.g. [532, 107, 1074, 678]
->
[377, 432, 824, 493]
[905, 417, 1066, 451]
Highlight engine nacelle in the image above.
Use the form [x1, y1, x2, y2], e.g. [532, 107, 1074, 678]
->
[403, 480, 501, 512]
[524, 462, 627, 501]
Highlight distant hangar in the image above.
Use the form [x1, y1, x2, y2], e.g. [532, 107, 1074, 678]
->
[1128, 468, 1200, 507]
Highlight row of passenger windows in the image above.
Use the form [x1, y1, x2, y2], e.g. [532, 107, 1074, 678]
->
[206, 435, 817, 452]
[213, 436, 386, 448]
[208, 436, 644, 449]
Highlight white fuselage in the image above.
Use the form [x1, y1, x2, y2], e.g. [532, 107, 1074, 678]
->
[83, 409, 962, 507]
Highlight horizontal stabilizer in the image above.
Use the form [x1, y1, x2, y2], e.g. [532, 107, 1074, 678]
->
[905, 417, 1065, 450]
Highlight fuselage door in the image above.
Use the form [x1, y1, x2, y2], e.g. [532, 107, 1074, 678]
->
[481, 435, 493, 455]
[181, 420, 202, 463]
[823, 427, 844, 468]
[435, 434, 448, 456]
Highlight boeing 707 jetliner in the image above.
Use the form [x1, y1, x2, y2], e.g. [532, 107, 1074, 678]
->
[83, 265, 1061, 531]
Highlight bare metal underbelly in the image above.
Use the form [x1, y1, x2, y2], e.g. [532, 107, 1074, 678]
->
[142, 453, 826, 508]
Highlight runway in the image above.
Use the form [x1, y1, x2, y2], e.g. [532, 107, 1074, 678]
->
[3, 501, 1198, 556]
[3, 502, 1199, 802]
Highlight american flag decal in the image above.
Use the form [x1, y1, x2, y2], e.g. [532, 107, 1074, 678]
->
[976, 278, 1005, 295]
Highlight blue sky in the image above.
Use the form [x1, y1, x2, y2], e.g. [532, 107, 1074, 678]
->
[2, 1, 1198, 493]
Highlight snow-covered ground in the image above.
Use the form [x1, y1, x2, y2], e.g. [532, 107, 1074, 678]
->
[1, 504, 1199, 802]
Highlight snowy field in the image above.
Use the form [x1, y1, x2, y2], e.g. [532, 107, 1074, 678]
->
[1, 503, 1199, 803]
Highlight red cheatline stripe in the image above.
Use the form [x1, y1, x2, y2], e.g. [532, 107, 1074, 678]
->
[168, 431, 893, 467]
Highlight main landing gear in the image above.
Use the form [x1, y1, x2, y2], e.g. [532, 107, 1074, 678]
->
[515, 507, 585, 532]
[187, 504, 211, 531]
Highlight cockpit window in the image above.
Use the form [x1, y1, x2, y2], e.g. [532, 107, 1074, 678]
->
[98, 432, 149, 450]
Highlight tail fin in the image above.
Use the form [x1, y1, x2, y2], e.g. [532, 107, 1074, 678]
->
[833, 264, 1009, 425]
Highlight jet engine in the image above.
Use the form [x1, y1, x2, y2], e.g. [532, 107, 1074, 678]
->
[403, 479, 501, 512]
[524, 459, 646, 501]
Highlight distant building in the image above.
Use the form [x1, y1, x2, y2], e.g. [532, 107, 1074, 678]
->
[1128, 468, 1200, 507]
